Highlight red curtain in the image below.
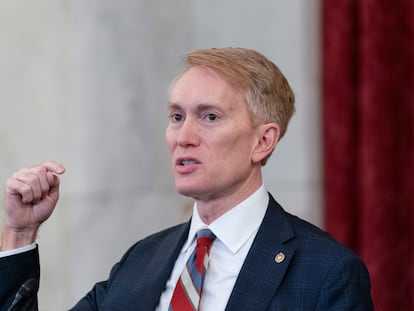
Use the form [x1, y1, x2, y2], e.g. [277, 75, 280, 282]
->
[323, 0, 413, 310]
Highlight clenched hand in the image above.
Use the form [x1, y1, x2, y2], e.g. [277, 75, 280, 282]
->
[1, 161, 65, 250]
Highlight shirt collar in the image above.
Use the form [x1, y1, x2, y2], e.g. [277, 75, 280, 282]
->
[184, 185, 269, 254]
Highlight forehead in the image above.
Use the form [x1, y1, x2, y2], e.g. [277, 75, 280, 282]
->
[169, 65, 245, 108]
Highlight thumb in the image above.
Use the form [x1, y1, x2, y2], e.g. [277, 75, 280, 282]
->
[46, 171, 61, 188]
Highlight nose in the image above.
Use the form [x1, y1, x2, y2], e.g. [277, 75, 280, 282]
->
[176, 118, 200, 147]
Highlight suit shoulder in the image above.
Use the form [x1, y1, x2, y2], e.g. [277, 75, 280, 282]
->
[268, 196, 360, 259]
[139, 222, 188, 242]
[119, 222, 189, 261]
[285, 210, 360, 258]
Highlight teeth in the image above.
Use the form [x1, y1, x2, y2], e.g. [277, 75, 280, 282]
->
[181, 160, 195, 165]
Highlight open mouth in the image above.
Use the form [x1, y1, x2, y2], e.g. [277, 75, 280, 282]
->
[181, 160, 196, 165]
[177, 158, 199, 166]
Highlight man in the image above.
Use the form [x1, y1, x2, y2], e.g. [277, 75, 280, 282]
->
[0, 48, 373, 310]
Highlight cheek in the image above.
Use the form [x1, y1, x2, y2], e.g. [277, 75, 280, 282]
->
[165, 128, 175, 152]
[212, 131, 254, 160]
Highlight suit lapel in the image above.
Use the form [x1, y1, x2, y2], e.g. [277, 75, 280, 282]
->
[225, 195, 296, 311]
[139, 222, 190, 308]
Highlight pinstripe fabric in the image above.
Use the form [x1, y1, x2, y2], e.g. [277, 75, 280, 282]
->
[169, 229, 215, 311]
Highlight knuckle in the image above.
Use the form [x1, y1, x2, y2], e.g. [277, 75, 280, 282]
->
[20, 183, 33, 195]
[5, 177, 15, 189]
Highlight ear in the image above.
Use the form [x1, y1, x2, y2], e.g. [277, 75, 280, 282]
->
[251, 123, 280, 164]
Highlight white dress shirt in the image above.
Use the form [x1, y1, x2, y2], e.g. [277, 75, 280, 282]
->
[156, 185, 269, 311]
[0, 243, 36, 258]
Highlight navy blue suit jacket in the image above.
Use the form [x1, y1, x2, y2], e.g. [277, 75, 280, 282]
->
[0, 194, 373, 310]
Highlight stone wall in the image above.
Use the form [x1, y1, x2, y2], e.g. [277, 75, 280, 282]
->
[0, 1, 321, 309]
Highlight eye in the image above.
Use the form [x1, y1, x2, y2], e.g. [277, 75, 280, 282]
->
[206, 113, 218, 121]
[170, 113, 184, 122]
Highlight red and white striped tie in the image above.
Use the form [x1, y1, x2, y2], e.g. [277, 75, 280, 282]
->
[169, 229, 215, 311]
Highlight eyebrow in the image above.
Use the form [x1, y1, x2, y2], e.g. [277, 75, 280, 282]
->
[168, 102, 222, 112]
[168, 102, 181, 110]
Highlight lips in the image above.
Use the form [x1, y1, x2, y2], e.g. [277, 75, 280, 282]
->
[175, 157, 201, 173]
[176, 157, 201, 166]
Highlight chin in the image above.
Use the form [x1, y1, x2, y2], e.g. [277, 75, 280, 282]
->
[176, 188, 196, 198]
[175, 184, 201, 199]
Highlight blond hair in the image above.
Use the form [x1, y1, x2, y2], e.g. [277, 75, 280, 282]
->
[185, 48, 295, 141]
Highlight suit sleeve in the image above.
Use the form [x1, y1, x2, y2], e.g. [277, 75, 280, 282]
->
[315, 254, 374, 310]
[0, 247, 40, 311]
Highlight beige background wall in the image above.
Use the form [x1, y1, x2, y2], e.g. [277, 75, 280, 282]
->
[0, 1, 322, 309]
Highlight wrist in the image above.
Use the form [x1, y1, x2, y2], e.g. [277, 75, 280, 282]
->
[1, 224, 38, 251]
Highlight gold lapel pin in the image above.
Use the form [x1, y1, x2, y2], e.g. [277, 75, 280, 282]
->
[275, 252, 285, 264]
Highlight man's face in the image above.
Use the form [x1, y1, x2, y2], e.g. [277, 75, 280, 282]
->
[166, 65, 262, 203]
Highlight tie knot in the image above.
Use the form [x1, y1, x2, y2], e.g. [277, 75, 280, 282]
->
[196, 229, 216, 248]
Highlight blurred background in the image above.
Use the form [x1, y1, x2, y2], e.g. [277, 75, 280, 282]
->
[0, 0, 412, 310]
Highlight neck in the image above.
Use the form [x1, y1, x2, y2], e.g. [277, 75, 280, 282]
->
[195, 175, 263, 224]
